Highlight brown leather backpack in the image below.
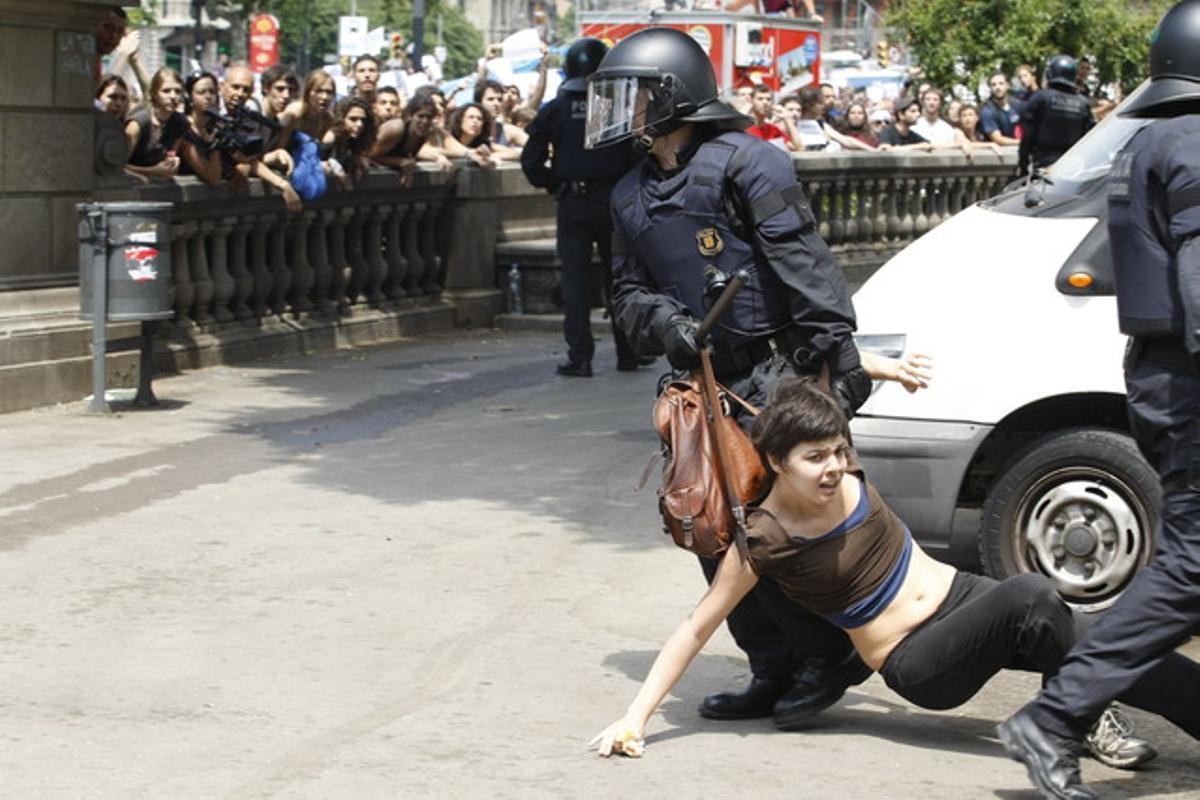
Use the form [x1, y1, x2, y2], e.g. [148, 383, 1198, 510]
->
[650, 377, 769, 559]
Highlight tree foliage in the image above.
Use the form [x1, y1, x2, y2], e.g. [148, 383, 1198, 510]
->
[244, 0, 483, 79]
[887, 0, 1172, 95]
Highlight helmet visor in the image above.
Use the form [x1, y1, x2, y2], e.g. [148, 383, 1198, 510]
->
[585, 77, 676, 149]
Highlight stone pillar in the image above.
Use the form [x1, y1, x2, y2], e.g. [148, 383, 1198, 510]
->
[0, 1, 118, 293]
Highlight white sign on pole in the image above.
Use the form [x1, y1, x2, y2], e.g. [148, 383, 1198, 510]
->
[338, 16, 369, 57]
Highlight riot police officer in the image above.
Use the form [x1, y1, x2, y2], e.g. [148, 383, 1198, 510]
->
[586, 27, 873, 727]
[520, 38, 648, 377]
[1000, 3, 1200, 797]
[1018, 55, 1095, 176]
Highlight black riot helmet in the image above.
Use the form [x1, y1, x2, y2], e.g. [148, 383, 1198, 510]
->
[561, 38, 608, 92]
[1122, 0, 1200, 117]
[584, 26, 748, 149]
[1045, 55, 1079, 91]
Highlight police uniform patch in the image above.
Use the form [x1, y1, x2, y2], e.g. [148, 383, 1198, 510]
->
[696, 228, 724, 256]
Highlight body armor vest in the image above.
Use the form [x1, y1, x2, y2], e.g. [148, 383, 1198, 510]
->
[1032, 89, 1092, 168]
[612, 132, 795, 346]
[552, 90, 633, 183]
[1110, 126, 1185, 337]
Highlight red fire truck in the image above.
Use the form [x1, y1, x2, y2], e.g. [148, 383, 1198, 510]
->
[579, 6, 822, 94]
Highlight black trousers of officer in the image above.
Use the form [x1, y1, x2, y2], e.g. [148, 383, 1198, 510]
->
[699, 354, 857, 681]
[558, 186, 637, 367]
[1032, 341, 1200, 741]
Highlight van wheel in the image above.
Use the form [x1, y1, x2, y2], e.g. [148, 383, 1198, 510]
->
[979, 428, 1158, 612]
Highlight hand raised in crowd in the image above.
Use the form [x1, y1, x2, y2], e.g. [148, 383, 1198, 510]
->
[115, 29, 141, 61]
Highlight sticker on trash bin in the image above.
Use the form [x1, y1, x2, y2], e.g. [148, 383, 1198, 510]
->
[124, 246, 159, 282]
[127, 228, 158, 244]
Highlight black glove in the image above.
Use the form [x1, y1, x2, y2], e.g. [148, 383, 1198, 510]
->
[830, 366, 873, 419]
[661, 315, 701, 371]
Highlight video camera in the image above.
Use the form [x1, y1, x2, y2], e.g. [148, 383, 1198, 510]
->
[203, 105, 280, 159]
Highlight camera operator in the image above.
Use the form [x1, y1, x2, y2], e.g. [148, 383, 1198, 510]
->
[223, 67, 294, 181]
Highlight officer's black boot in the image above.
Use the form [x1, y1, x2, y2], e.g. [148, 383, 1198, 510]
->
[698, 676, 791, 720]
[773, 649, 873, 730]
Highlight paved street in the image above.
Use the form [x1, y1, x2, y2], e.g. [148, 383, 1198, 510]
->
[1, 328, 1197, 798]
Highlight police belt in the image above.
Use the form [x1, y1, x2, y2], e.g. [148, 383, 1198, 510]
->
[1134, 337, 1200, 376]
[561, 179, 615, 195]
[710, 328, 808, 381]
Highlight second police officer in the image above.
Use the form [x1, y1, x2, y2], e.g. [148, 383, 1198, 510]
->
[1018, 55, 1095, 177]
[520, 38, 650, 377]
[1000, 2, 1200, 798]
[585, 27, 875, 727]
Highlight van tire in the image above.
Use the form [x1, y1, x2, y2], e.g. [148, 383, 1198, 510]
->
[979, 428, 1158, 612]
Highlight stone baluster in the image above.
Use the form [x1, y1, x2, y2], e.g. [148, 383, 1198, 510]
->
[208, 217, 235, 323]
[328, 207, 352, 313]
[344, 206, 368, 307]
[828, 180, 847, 244]
[287, 211, 314, 315]
[419, 200, 443, 294]
[964, 175, 981, 208]
[897, 179, 916, 243]
[402, 202, 426, 296]
[383, 202, 409, 300]
[308, 209, 334, 315]
[189, 219, 214, 323]
[229, 218, 254, 320]
[871, 178, 887, 244]
[915, 178, 932, 237]
[934, 176, 951, 227]
[267, 214, 291, 316]
[170, 220, 196, 325]
[249, 215, 272, 319]
[363, 205, 388, 307]
[852, 178, 869, 242]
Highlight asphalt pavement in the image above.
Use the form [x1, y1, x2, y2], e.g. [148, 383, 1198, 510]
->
[0, 327, 1197, 798]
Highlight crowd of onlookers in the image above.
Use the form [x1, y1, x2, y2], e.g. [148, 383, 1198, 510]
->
[93, 7, 1111, 211]
[734, 60, 1113, 157]
[93, 10, 550, 210]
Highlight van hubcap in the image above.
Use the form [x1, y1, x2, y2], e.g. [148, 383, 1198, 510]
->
[1017, 471, 1149, 609]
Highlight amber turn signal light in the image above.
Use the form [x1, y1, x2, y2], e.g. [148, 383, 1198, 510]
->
[1067, 272, 1093, 289]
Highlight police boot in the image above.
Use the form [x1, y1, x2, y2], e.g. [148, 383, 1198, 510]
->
[698, 676, 791, 720]
[773, 649, 873, 730]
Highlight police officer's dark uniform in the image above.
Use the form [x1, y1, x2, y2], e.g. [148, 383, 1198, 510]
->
[1000, 3, 1200, 797]
[586, 27, 873, 726]
[1018, 55, 1095, 176]
[520, 38, 646, 377]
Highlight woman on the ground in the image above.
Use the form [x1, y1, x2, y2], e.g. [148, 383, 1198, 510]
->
[121, 68, 187, 181]
[591, 378, 1200, 768]
[322, 97, 377, 186]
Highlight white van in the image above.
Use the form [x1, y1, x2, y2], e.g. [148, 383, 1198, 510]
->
[851, 86, 1157, 611]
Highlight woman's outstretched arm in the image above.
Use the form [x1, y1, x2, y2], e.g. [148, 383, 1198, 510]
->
[590, 547, 759, 757]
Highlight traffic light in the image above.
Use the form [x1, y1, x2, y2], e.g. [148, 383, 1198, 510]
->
[390, 33, 404, 61]
[877, 41, 889, 68]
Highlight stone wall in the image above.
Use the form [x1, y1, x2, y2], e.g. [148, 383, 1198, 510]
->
[0, 1, 126, 292]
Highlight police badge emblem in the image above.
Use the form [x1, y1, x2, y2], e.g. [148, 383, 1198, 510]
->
[696, 228, 724, 257]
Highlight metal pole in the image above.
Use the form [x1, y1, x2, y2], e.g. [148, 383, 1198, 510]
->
[412, 0, 426, 67]
[193, 0, 205, 70]
[89, 206, 111, 414]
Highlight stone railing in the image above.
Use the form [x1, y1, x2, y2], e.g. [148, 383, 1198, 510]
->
[81, 150, 1016, 337]
[792, 149, 1019, 279]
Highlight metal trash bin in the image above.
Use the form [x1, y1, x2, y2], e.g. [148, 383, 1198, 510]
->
[78, 202, 174, 321]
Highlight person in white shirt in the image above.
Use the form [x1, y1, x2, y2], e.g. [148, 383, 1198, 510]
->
[912, 88, 956, 145]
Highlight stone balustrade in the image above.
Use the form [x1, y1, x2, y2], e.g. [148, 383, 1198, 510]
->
[81, 150, 1017, 338]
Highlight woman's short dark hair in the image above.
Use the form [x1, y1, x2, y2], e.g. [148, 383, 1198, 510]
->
[750, 377, 851, 471]
[95, 73, 128, 99]
[449, 101, 493, 147]
[183, 71, 217, 113]
[404, 93, 438, 119]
